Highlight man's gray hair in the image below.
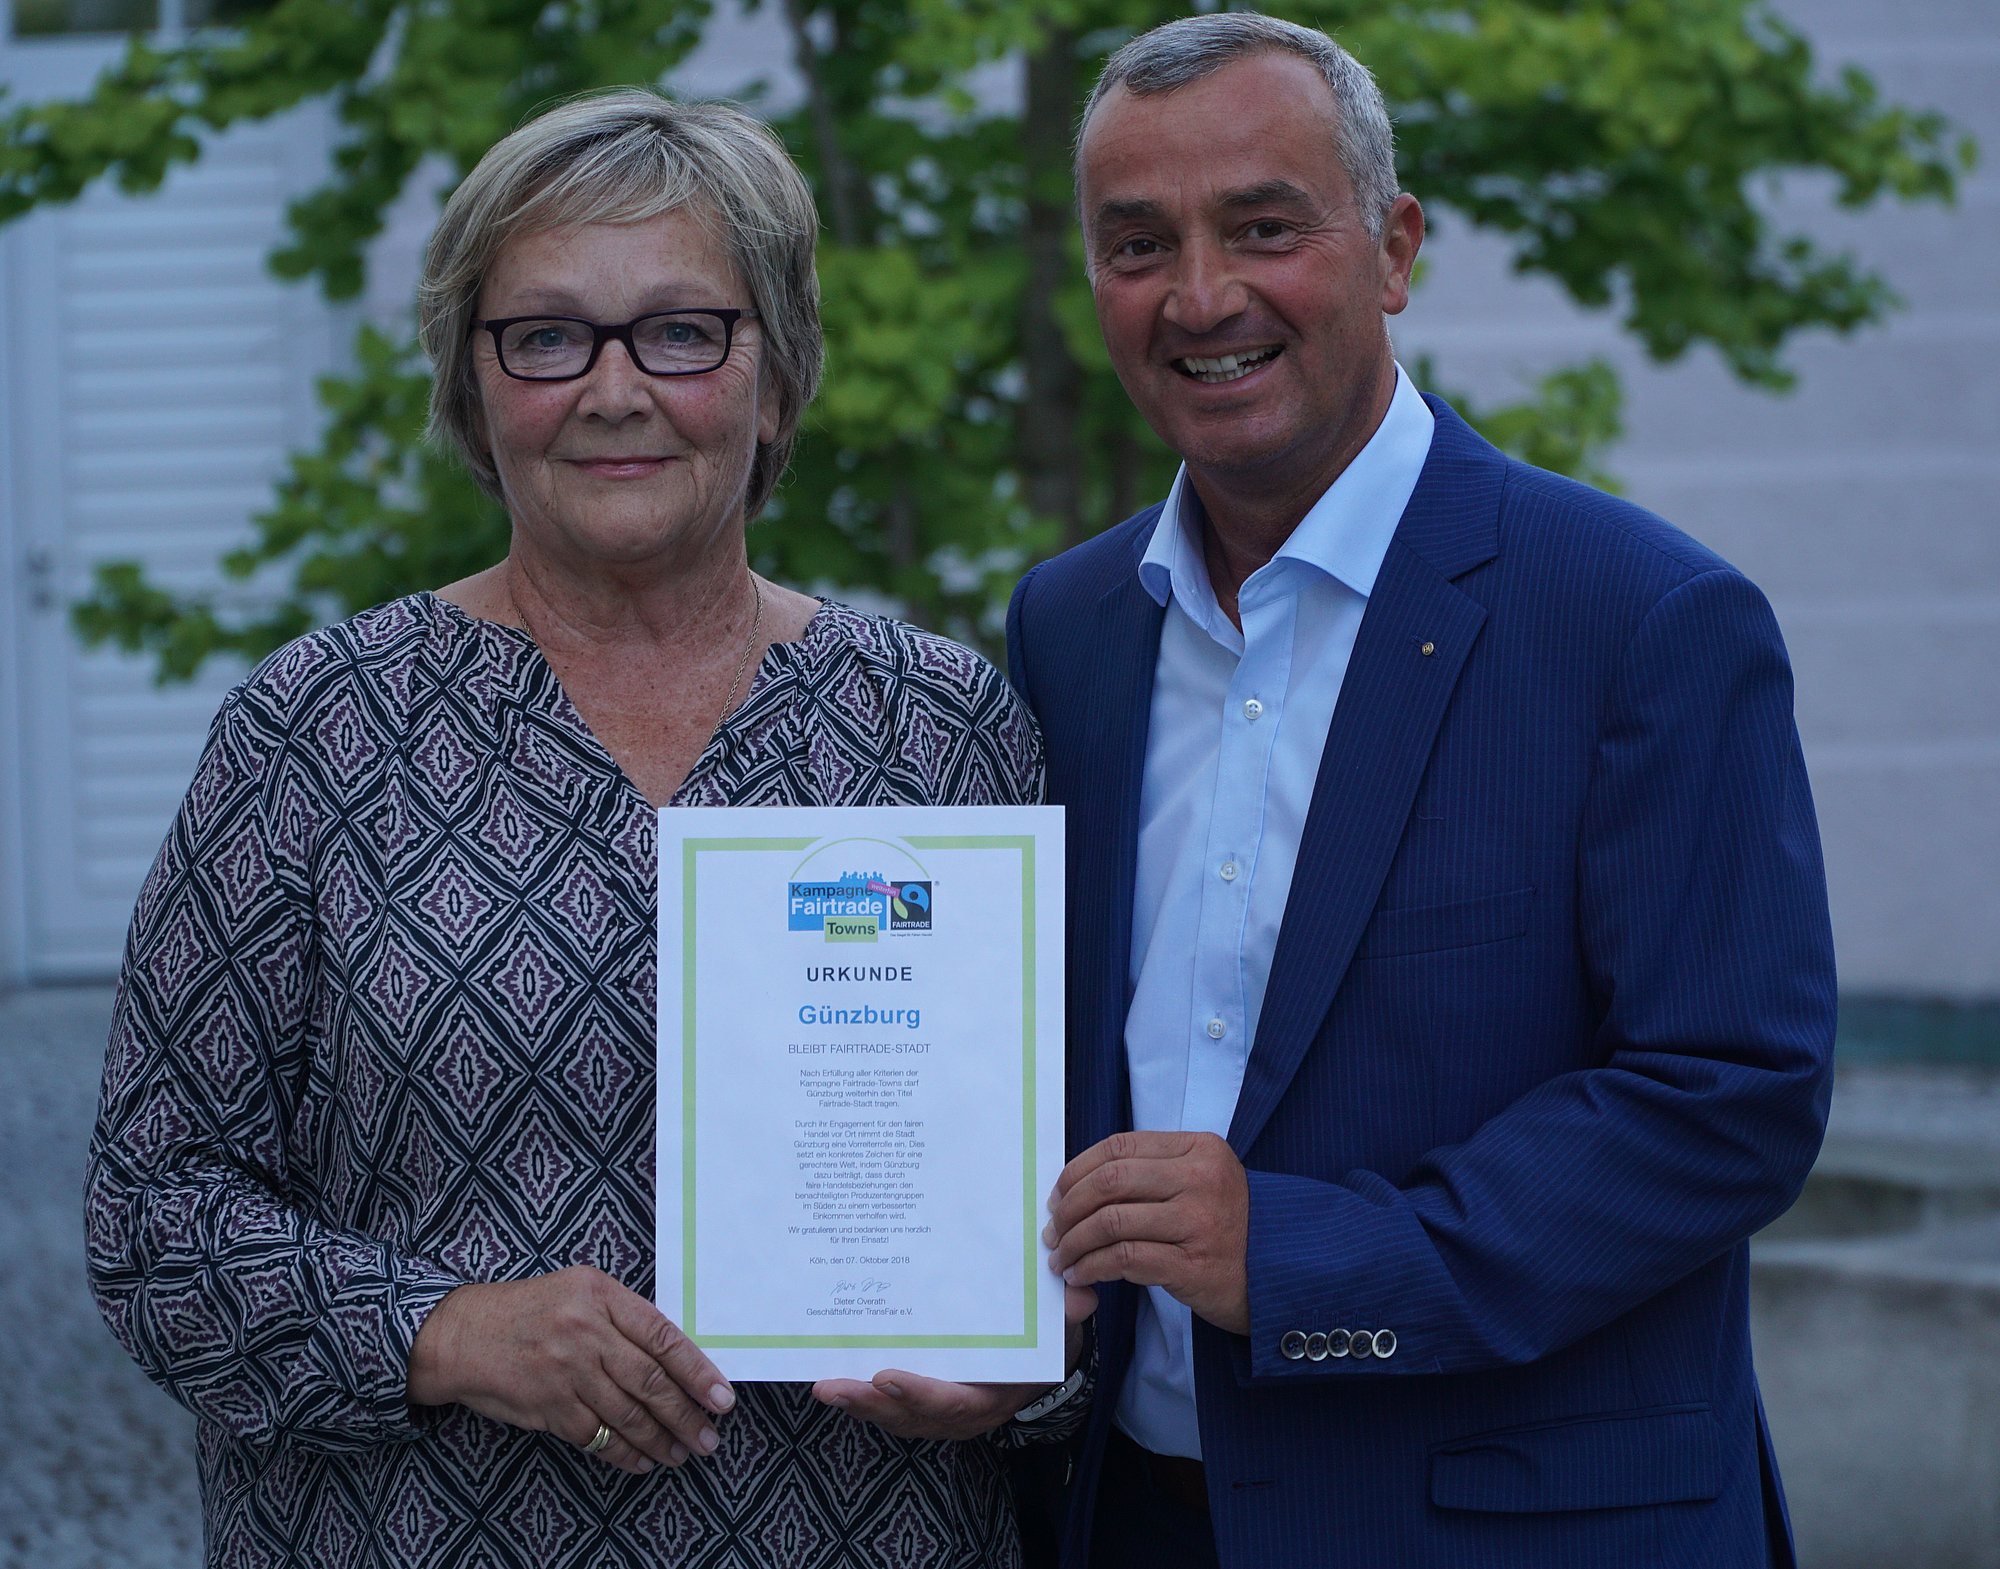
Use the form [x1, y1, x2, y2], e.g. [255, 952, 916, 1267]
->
[1079, 13, 1400, 235]
[419, 89, 823, 520]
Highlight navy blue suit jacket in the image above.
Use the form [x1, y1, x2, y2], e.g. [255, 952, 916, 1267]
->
[1005, 399, 1836, 1568]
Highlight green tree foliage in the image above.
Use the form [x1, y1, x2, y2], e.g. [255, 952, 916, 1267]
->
[1, 0, 1969, 677]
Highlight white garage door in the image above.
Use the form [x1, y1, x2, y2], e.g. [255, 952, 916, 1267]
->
[1, 28, 341, 982]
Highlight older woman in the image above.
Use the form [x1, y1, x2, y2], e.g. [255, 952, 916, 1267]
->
[87, 91, 1084, 1567]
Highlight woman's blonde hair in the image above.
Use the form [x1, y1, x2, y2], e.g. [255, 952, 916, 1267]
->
[419, 89, 823, 520]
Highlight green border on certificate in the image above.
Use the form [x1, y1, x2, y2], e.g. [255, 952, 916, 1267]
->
[680, 834, 1039, 1349]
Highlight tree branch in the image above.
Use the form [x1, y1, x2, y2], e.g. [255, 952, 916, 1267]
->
[779, 0, 859, 246]
[1018, 28, 1085, 548]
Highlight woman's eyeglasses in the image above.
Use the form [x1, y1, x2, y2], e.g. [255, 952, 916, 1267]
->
[472, 309, 757, 381]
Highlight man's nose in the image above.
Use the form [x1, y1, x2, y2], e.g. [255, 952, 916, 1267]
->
[1161, 238, 1249, 336]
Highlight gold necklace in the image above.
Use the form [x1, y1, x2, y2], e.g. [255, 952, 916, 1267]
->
[720, 574, 765, 723]
[507, 563, 765, 736]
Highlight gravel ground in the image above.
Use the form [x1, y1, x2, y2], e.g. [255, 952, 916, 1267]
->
[0, 986, 201, 1569]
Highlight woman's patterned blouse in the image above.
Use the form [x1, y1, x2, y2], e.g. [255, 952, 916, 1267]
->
[86, 593, 1075, 1569]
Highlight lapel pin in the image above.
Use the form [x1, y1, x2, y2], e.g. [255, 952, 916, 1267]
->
[1420, 641, 1436, 656]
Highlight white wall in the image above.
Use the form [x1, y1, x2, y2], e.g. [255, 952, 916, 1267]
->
[1394, 0, 2000, 997]
[0, 32, 346, 982]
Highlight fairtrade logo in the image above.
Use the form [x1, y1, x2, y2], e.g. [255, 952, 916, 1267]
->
[788, 871, 933, 941]
[882, 879, 932, 931]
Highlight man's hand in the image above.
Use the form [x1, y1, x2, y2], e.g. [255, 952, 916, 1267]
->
[406, 1266, 735, 1476]
[1043, 1131, 1250, 1336]
[809, 1283, 1096, 1440]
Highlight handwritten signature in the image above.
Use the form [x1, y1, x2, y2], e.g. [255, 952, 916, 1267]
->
[831, 1277, 892, 1299]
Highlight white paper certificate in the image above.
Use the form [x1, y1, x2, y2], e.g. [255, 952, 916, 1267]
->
[656, 804, 1065, 1383]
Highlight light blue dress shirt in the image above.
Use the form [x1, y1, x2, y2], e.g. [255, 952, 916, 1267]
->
[1115, 366, 1435, 1459]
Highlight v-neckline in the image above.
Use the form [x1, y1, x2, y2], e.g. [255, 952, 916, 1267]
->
[424, 590, 833, 810]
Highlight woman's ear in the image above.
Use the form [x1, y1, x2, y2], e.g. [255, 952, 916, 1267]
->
[477, 403, 503, 492]
[757, 354, 782, 449]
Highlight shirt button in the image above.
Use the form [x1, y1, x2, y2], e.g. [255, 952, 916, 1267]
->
[1219, 861, 1239, 882]
[1206, 1018, 1226, 1039]
[1242, 698, 1264, 721]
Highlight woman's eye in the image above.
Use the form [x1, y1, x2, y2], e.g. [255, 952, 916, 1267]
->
[638, 318, 718, 349]
[506, 323, 584, 353]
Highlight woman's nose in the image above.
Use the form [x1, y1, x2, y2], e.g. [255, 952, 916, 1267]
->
[576, 336, 657, 419]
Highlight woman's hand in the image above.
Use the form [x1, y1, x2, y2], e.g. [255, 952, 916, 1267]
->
[808, 1283, 1095, 1441]
[406, 1266, 735, 1476]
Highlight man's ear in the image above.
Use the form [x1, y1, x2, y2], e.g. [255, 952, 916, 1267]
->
[1380, 193, 1425, 317]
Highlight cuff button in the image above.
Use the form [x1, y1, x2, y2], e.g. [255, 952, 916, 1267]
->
[1328, 1328, 1351, 1358]
[1280, 1329, 1309, 1361]
[1349, 1329, 1374, 1360]
[1372, 1329, 1397, 1359]
[1305, 1332, 1329, 1361]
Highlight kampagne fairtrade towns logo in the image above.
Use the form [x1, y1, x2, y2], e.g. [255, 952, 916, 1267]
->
[788, 853, 933, 943]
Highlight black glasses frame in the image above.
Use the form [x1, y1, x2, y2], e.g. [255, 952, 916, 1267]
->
[472, 309, 758, 381]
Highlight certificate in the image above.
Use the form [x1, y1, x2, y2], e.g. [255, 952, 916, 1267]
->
[656, 805, 1066, 1382]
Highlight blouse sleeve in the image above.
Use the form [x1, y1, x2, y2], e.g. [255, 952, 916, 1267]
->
[990, 1332, 1096, 1448]
[938, 649, 1047, 809]
[85, 684, 465, 1452]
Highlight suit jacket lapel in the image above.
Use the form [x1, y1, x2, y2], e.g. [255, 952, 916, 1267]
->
[1071, 567, 1165, 1155]
[1227, 402, 1504, 1154]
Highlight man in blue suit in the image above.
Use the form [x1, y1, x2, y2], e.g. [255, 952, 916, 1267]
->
[1009, 13, 1837, 1568]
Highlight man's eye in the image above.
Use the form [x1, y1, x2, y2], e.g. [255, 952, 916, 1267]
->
[1117, 237, 1162, 258]
[1248, 221, 1290, 240]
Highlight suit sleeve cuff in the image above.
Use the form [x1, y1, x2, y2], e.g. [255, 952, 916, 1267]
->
[1242, 1168, 1466, 1380]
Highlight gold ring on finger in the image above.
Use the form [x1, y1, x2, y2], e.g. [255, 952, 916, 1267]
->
[582, 1422, 613, 1455]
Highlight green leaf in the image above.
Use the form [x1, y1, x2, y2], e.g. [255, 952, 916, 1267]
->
[15, 0, 1970, 682]
[1414, 355, 1627, 494]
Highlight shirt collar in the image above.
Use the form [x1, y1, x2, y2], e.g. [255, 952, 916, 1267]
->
[1137, 363, 1436, 629]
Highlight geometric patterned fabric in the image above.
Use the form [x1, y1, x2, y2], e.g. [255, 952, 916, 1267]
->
[86, 593, 1072, 1567]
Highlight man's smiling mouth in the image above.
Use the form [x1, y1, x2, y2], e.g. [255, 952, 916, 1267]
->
[1174, 346, 1282, 384]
